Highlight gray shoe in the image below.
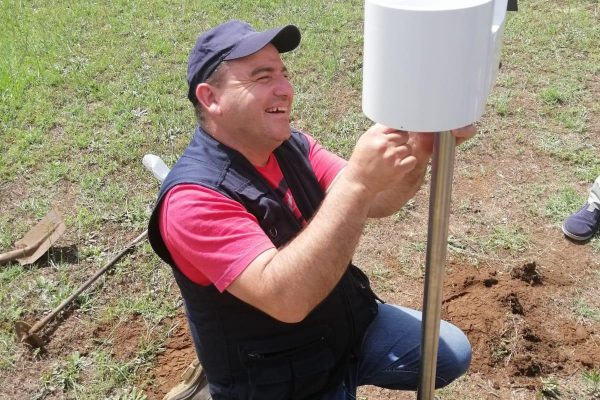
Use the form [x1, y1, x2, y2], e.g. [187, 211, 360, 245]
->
[163, 359, 211, 400]
[562, 203, 600, 241]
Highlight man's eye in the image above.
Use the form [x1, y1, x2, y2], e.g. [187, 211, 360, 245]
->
[256, 75, 270, 82]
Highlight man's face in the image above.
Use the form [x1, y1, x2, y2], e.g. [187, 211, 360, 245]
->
[212, 44, 294, 152]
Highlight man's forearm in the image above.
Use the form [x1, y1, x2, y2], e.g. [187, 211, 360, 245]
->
[259, 173, 374, 322]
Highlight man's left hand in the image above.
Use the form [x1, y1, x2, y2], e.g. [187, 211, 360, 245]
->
[408, 124, 477, 161]
[452, 124, 477, 146]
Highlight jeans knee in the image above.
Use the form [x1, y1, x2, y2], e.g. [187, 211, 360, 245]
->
[452, 341, 472, 380]
[436, 328, 472, 387]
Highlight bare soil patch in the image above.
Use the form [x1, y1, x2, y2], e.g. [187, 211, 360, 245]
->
[443, 258, 598, 388]
[145, 316, 196, 400]
[142, 223, 599, 399]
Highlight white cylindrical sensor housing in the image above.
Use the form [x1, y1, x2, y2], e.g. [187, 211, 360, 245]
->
[362, 0, 507, 132]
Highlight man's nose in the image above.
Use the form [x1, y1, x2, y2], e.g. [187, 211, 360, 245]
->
[273, 76, 293, 97]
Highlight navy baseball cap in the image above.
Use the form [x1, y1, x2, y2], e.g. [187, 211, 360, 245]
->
[187, 20, 301, 104]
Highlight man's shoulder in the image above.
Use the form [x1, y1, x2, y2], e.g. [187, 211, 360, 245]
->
[287, 129, 312, 154]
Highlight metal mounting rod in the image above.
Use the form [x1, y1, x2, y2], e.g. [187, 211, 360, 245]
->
[417, 131, 456, 400]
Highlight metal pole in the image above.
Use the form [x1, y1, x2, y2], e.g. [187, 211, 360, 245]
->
[417, 131, 456, 400]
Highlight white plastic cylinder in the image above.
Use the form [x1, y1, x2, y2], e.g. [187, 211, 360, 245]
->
[142, 154, 170, 183]
[362, 0, 507, 132]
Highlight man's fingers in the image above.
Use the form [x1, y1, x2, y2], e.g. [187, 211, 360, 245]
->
[385, 144, 414, 176]
[372, 123, 409, 136]
[396, 155, 418, 171]
[449, 124, 477, 146]
[387, 131, 410, 143]
[380, 130, 411, 150]
[387, 143, 412, 159]
[452, 124, 476, 139]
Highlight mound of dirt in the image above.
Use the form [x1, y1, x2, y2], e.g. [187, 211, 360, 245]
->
[443, 260, 599, 389]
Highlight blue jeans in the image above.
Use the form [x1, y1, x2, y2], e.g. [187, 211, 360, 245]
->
[589, 175, 600, 208]
[325, 304, 472, 399]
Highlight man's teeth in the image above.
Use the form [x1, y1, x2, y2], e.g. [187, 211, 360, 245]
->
[266, 107, 286, 113]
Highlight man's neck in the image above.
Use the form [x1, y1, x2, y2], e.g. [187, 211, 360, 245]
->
[200, 124, 275, 167]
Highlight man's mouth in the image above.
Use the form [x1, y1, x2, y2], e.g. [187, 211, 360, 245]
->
[265, 106, 287, 114]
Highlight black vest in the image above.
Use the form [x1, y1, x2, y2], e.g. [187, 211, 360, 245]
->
[148, 127, 378, 400]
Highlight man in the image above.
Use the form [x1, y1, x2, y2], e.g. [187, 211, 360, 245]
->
[148, 20, 473, 400]
[562, 175, 600, 241]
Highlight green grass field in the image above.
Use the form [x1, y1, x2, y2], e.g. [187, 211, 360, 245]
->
[1, 0, 599, 399]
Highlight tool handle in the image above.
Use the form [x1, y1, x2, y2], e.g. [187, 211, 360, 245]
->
[25, 156, 170, 339]
[0, 247, 30, 263]
[26, 230, 148, 336]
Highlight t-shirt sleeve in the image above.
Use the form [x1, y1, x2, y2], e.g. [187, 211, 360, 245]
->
[159, 184, 275, 292]
[303, 133, 347, 190]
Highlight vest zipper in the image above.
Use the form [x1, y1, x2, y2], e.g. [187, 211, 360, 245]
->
[247, 336, 327, 361]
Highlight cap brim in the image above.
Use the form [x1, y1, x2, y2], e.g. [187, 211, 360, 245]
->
[225, 25, 300, 61]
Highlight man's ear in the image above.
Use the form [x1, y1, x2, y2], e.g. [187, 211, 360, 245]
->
[195, 83, 221, 115]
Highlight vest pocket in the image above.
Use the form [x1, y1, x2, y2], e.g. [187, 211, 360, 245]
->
[240, 331, 336, 399]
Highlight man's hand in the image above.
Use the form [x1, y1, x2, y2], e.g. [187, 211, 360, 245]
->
[453, 124, 477, 145]
[409, 124, 477, 161]
[344, 124, 418, 195]
[362, 124, 477, 218]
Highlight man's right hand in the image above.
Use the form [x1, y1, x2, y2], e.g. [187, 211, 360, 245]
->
[344, 124, 418, 195]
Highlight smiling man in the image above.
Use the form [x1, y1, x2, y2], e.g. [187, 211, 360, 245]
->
[148, 20, 473, 400]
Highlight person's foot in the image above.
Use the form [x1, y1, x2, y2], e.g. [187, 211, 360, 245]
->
[562, 203, 600, 241]
[163, 358, 211, 400]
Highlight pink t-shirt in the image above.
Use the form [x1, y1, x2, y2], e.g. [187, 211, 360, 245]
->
[159, 133, 346, 292]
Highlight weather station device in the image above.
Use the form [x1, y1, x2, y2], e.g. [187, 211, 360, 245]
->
[362, 0, 517, 398]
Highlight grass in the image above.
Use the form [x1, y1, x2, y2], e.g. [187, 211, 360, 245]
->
[485, 225, 530, 253]
[38, 318, 168, 399]
[39, 349, 148, 399]
[1, 0, 600, 399]
[582, 369, 600, 398]
[538, 377, 561, 399]
[571, 296, 600, 323]
[545, 187, 586, 224]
